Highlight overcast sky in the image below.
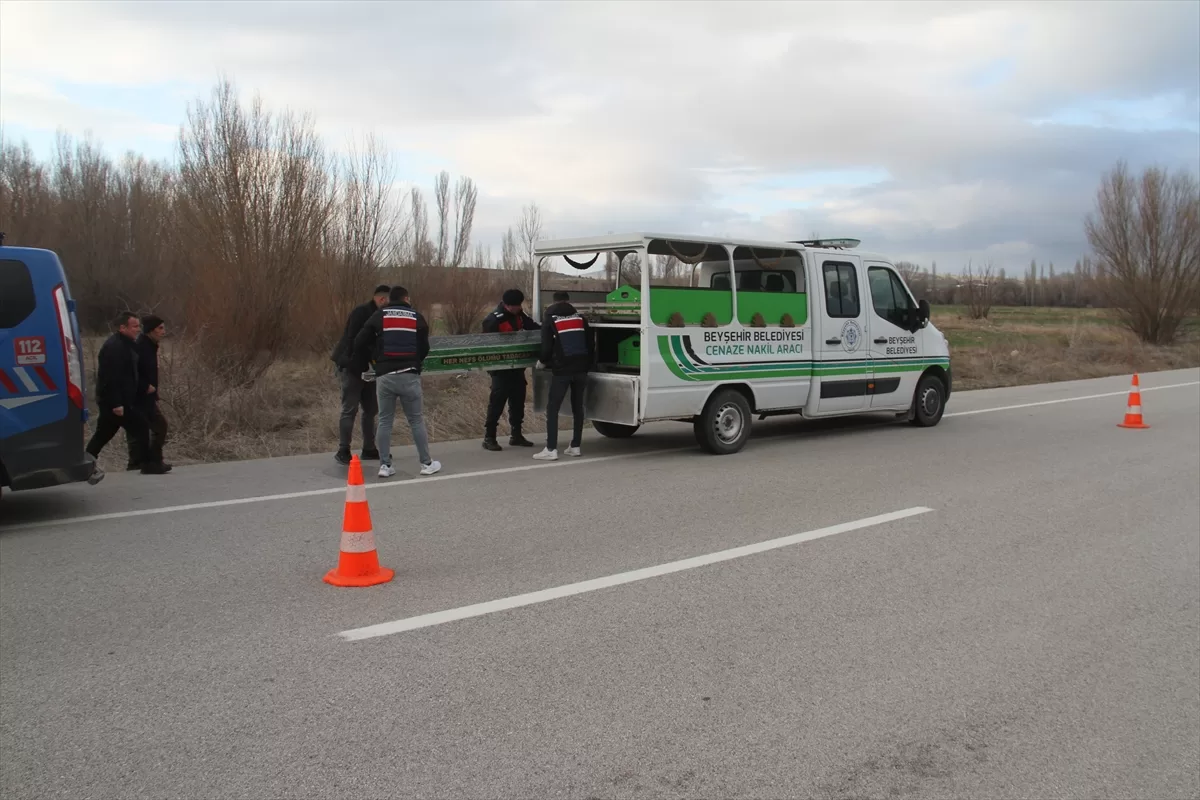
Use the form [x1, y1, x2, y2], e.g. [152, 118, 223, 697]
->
[2, 0, 1198, 275]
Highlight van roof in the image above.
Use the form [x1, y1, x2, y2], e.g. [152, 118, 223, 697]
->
[533, 232, 892, 262]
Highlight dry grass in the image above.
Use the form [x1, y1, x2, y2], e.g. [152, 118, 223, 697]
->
[934, 305, 1200, 390]
[81, 305, 1200, 468]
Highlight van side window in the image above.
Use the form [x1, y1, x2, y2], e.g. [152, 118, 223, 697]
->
[0, 259, 37, 328]
[868, 266, 915, 327]
[822, 261, 859, 318]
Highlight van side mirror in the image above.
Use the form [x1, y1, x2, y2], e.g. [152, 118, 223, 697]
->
[917, 299, 930, 323]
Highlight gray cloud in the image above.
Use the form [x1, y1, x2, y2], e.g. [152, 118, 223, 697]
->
[1, 0, 1197, 275]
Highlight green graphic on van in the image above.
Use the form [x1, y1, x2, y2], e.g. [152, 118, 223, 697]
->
[657, 335, 949, 383]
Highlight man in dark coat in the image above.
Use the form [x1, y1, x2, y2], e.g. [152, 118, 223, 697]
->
[481, 288, 540, 451]
[124, 314, 172, 472]
[330, 284, 390, 465]
[534, 292, 594, 461]
[86, 311, 165, 479]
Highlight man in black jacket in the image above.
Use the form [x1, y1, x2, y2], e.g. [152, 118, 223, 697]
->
[353, 286, 442, 479]
[86, 311, 165, 479]
[481, 288, 540, 451]
[534, 292, 594, 461]
[124, 314, 172, 472]
[331, 284, 390, 465]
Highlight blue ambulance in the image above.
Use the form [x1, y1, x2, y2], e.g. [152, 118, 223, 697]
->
[0, 237, 100, 499]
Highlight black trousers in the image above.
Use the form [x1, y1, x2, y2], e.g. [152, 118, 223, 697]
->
[485, 369, 526, 437]
[126, 403, 168, 465]
[338, 368, 378, 451]
[87, 407, 151, 464]
[545, 372, 587, 451]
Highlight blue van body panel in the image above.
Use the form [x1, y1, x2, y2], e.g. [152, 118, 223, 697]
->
[0, 245, 96, 491]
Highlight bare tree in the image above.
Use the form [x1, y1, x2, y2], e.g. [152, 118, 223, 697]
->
[500, 226, 520, 270]
[1085, 160, 1200, 344]
[517, 202, 543, 270]
[408, 186, 433, 266]
[516, 202, 545, 294]
[895, 261, 929, 298]
[329, 133, 405, 318]
[653, 254, 681, 281]
[960, 259, 995, 320]
[433, 171, 450, 266]
[441, 263, 502, 335]
[176, 77, 335, 381]
[0, 139, 56, 247]
[449, 175, 478, 267]
[620, 253, 642, 287]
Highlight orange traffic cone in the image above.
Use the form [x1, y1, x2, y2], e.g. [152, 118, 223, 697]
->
[323, 456, 395, 587]
[1117, 373, 1150, 429]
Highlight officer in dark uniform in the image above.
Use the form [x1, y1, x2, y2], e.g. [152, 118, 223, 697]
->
[481, 288, 540, 451]
[534, 292, 595, 461]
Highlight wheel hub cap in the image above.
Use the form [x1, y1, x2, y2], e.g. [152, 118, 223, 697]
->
[714, 404, 743, 443]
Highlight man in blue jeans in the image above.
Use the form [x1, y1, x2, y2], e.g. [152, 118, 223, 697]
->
[353, 286, 442, 479]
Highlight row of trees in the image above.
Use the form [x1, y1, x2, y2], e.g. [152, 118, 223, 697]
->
[0, 79, 550, 382]
[892, 161, 1199, 343]
[898, 257, 1110, 309]
[2, 76, 1197, 372]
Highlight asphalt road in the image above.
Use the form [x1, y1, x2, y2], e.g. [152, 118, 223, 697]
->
[2, 368, 1198, 800]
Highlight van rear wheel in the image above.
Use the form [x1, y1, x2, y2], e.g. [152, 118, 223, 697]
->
[695, 388, 752, 454]
[592, 420, 639, 438]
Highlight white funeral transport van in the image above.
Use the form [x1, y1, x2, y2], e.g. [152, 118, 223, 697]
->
[530, 234, 951, 455]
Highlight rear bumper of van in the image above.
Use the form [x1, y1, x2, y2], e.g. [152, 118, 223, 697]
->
[1, 417, 96, 491]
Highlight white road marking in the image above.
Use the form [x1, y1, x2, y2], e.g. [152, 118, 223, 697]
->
[338, 506, 935, 641]
[4, 378, 1196, 533]
[12, 367, 38, 393]
[0, 446, 693, 531]
[944, 380, 1198, 418]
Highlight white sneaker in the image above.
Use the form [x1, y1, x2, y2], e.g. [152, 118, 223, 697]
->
[378, 463, 395, 478]
[564, 446, 582, 457]
[533, 448, 558, 461]
[419, 460, 442, 476]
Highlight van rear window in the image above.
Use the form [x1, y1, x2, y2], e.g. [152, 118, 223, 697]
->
[0, 259, 37, 328]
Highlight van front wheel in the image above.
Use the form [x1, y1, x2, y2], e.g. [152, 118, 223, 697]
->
[910, 374, 946, 427]
[695, 389, 752, 454]
[592, 420, 639, 438]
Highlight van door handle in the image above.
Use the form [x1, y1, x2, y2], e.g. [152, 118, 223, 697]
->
[825, 338, 841, 345]
[874, 338, 888, 344]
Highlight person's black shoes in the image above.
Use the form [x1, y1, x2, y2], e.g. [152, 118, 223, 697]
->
[482, 437, 502, 452]
[509, 433, 534, 447]
[335, 448, 352, 465]
[360, 448, 380, 461]
[140, 462, 172, 475]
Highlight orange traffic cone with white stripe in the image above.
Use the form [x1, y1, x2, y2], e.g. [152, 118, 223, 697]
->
[1117, 373, 1150, 429]
[323, 455, 395, 587]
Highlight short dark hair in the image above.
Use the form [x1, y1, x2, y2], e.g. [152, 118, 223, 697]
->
[389, 286, 409, 304]
[374, 284, 391, 296]
[502, 288, 524, 306]
[114, 311, 137, 329]
[553, 291, 570, 302]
